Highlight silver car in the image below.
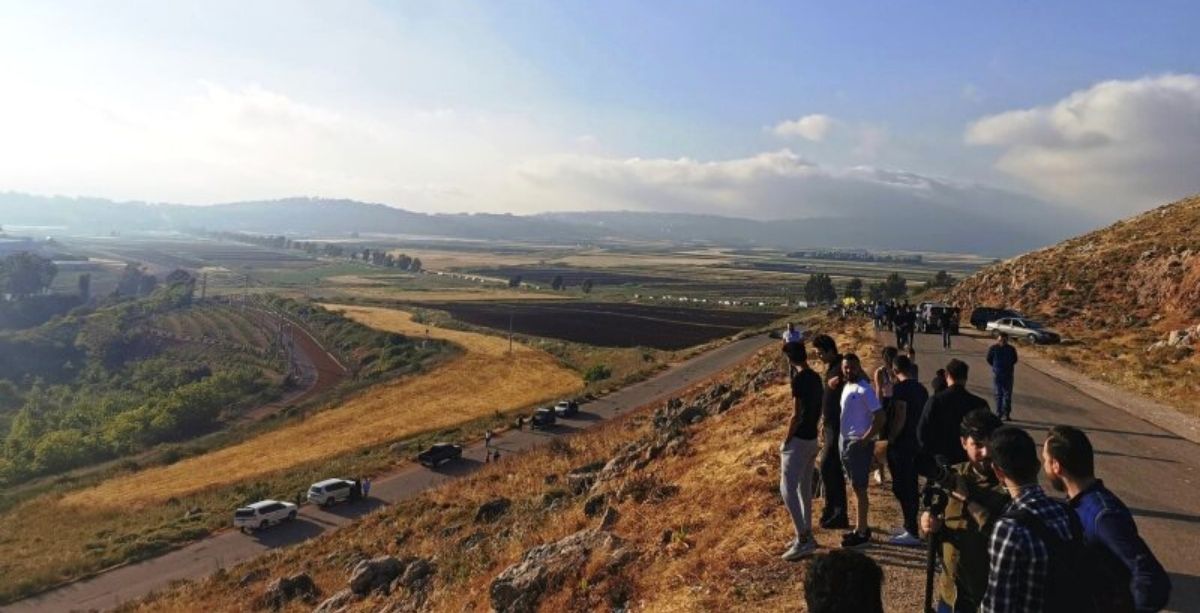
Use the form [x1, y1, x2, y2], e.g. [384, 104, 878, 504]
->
[986, 317, 1061, 344]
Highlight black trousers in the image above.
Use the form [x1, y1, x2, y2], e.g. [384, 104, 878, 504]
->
[819, 426, 847, 521]
[887, 445, 920, 536]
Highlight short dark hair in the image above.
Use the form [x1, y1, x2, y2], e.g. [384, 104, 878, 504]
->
[893, 355, 913, 376]
[989, 426, 1040, 483]
[881, 346, 898, 366]
[960, 408, 1003, 442]
[782, 341, 807, 364]
[804, 550, 884, 613]
[811, 334, 838, 354]
[945, 359, 969, 382]
[1045, 425, 1095, 479]
[842, 352, 860, 364]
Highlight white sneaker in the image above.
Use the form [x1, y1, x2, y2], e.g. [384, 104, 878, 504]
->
[781, 537, 818, 561]
[872, 469, 884, 484]
[888, 531, 923, 547]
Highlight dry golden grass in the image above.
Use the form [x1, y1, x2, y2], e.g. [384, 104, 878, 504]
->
[63, 306, 581, 508]
[132, 316, 924, 613]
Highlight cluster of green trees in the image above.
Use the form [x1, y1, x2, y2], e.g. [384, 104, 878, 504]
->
[928, 270, 957, 288]
[867, 273, 909, 301]
[545, 275, 593, 293]
[0, 363, 265, 480]
[0, 270, 257, 484]
[804, 273, 838, 304]
[0, 252, 58, 300]
[357, 249, 422, 272]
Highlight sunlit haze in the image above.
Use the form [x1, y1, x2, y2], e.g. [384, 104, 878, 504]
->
[2, 1, 1198, 221]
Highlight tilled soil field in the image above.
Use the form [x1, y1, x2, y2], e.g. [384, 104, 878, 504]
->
[425, 301, 780, 349]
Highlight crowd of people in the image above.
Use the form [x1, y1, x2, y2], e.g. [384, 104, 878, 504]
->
[779, 323, 1172, 613]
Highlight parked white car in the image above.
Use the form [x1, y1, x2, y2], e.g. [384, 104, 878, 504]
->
[307, 478, 356, 507]
[234, 500, 298, 532]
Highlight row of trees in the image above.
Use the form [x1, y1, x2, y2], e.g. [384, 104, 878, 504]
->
[801, 269, 957, 305]
[512, 275, 594, 293]
[0, 252, 58, 300]
[204, 231, 425, 272]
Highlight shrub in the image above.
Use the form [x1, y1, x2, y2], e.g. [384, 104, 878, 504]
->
[583, 364, 612, 383]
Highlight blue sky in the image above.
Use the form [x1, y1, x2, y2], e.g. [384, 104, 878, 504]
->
[1, 1, 1198, 221]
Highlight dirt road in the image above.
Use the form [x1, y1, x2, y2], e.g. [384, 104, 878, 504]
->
[4, 333, 775, 613]
[905, 329, 1200, 611]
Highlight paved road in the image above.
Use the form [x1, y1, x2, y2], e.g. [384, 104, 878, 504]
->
[902, 329, 1200, 612]
[5, 334, 775, 613]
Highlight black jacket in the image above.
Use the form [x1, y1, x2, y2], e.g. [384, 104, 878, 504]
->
[917, 384, 990, 466]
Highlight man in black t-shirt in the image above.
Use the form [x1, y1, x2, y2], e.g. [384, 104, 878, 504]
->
[779, 341, 823, 560]
[811, 334, 849, 529]
[885, 355, 928, 545]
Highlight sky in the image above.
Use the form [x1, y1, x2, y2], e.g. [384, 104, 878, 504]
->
[1, 1, 1198, 223]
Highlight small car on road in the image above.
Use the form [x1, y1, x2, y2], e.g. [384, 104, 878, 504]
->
[307, 478, 356, 507]
[234, 499, 298, 533]
[554, 399, 580, 417]
[986, 317, 1061, 344]
[418, 442, 463, 467]
[530, 407, 557, 429]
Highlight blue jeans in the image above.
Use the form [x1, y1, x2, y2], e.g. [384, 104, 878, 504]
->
[993, 375, 1014, 417]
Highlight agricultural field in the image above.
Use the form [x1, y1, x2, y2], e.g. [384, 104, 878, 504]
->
[61, 304, 580, 508]
[423, 301, 780, 350]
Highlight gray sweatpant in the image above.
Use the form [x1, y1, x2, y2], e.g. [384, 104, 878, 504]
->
[779, 436, 820, 540]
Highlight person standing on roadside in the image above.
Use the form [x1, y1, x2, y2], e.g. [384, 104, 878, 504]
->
[906, 345, 919, 381]
[362, 477, 372, 498]
[778, 341, 823, 561]
[783, 322, 804, 344]
[812, 334, 849, 529]
[918, 359, 990, 475]
[939, 308, 954, 349]
[872, 346, 899, 484]
[885, 355, 928, 546]
[931, 368, 948, 394]
[837, 353, 885, 549]
[986, 334, 1018, 421]
[1043, 426, 1171, 612]
[921, 409, 1010, 613]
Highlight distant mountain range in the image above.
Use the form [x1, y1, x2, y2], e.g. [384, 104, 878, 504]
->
[0, 192, 1094, 256]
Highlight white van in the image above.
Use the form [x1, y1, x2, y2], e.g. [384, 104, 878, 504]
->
[307, 478, 356, 507]
[233, 500, 297, 532]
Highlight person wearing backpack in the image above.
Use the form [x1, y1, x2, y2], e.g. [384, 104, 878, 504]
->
[1042, 426, 1171, 612]
[983, 426, 1093, 613]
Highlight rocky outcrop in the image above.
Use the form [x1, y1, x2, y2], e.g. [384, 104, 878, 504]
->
[1147, 323, 1200, 352]
[475, 497, 512, 523]
[489, 530, 623, 613]
[258, 572, 318, 609]
[349, 555, 404, 596]
[312, 588, 354, 613]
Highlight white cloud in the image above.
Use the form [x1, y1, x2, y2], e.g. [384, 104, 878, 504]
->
[771, 114, 835, 141]
[511, 148, 1058, 220]
[966, 74, 1200, 217]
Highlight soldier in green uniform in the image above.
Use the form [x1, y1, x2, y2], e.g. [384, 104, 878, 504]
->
[920, 409, 1011, 612]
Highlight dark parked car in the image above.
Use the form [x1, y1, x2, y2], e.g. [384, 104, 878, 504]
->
[918, 304, 961, 334]
[530, 407, 557, 429]
[969, 306, 1022, 330]
[418, 442, 463, 467]
[554, 400, 580, 417]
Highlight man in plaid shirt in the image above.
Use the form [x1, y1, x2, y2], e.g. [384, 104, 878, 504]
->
[983, 427, 1078, 613]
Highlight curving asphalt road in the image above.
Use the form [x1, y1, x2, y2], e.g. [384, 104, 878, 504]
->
[896, 328, 1200, 612]
[4, 334, 776, 613]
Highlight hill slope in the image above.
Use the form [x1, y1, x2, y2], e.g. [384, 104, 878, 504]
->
[950, 193, 1200, 416]
[950, 194, 1200, 328]
[127, 318, 927, 612]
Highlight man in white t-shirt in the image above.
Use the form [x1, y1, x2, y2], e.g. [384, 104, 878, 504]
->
[782, 322, 805, 344]
[836, 353, 885, 549]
